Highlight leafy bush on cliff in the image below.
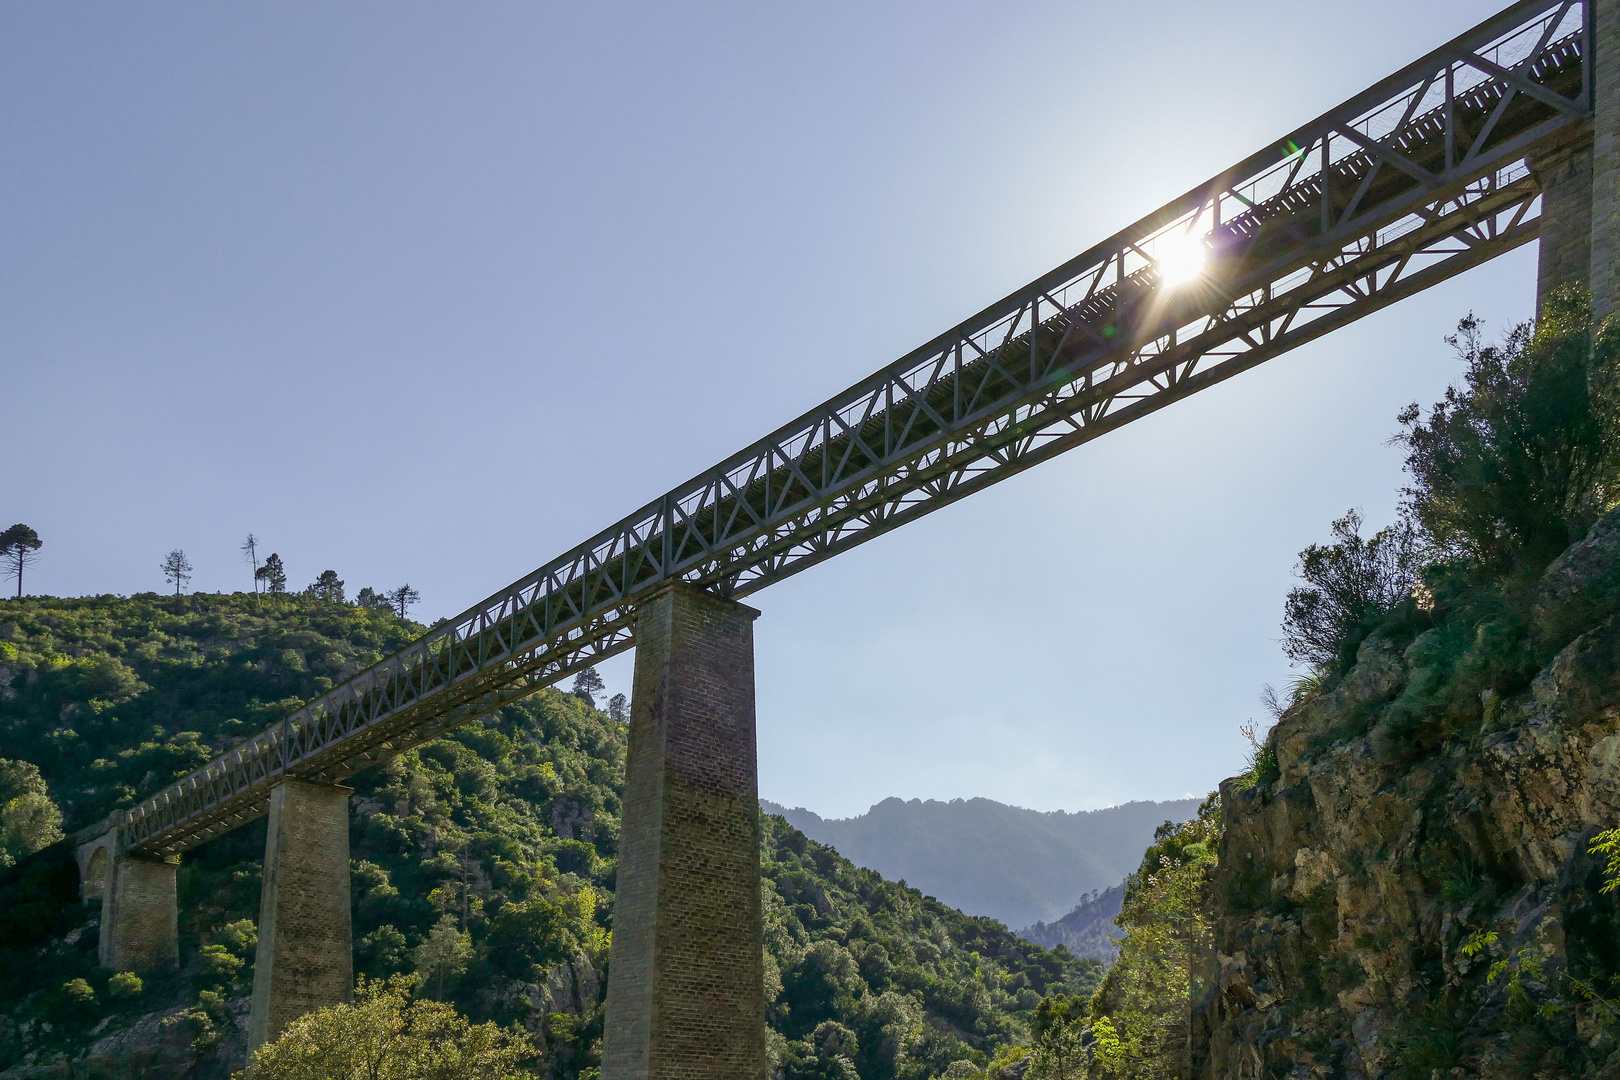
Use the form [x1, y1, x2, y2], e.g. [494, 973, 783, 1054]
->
[1279, 292, 1620, 680]
[1395, 289, 1620, 578]
[1281, 510, 1425, 670]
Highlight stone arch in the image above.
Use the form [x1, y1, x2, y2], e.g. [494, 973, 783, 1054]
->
[75, 833, 115, 903]
[82, 846, 108, 900]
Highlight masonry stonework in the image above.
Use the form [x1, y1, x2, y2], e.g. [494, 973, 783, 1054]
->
[602, 582, 767, 1080]
[247, 778, 354, 1055]
[1533, 136, 1594, 308]
[88, 835, 179, 971]
[1592, 0, 1620, 318]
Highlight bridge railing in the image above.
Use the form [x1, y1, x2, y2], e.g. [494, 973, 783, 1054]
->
[123, 0, 1590, 855]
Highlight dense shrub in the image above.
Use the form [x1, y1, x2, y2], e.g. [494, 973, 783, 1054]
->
[1281, 509, 1424, 669]
[1395, 289, 1620, 577]
[241, 975, 537, 1080]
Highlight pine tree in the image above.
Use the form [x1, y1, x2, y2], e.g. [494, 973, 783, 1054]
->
[311, 570, 345, 602]
[571, 668, 605, 708]
[0, 525, 41, 599]
[160, 550, 193, 596]
[384, 584, 420, 619]
[259, 553, 288, 596]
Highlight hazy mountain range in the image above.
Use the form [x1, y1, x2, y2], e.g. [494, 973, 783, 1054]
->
[759, 795, 1200, 930]
[1019, 883, 1127, 963]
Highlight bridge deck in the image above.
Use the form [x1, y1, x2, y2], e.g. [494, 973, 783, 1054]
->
[124, 0, 1592, 855]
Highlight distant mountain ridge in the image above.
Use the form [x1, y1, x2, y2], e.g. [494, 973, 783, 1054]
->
[1019, 883, 1127, 964]
[760, 795, 1199, 930]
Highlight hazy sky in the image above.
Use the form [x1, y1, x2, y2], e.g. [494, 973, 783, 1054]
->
[3, 1, 1539, 817]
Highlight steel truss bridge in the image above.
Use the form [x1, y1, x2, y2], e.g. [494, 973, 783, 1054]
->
[125, 0, 1593, 855]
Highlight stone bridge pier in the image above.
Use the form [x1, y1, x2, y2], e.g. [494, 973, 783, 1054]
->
[602, 582, 768, 1080]
[75, 819, 179, 972]
[75, 778, 355, 1059]
[1534, 0, 1620, 316]
[246, 778, 354, 1054]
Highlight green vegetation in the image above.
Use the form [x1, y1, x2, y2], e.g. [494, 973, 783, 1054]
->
[243, 975, 536, 1080]
[0, 757, 64, 868]
[1276, 289, 1620, 681]
[1, 523, 42, 598]
[0, 590, 1098, 1078]
[1007, 799, 1219, 1080]
[761, 814, 1101, 1080]
[1079, 799, 1217, 1079]
[1280, 509, 1423, 670]
[1396, 293, 1620, 578]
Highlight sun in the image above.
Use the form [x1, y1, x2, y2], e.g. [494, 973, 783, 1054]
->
[1155, 229, 1208, 286]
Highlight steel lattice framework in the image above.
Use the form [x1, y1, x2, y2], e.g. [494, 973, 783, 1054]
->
[124, 0, 1593, 855]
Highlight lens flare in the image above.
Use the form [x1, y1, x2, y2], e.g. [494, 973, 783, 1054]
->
[1156, 230, 1207, 286]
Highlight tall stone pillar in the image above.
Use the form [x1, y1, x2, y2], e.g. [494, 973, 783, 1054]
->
[1591, 0, 1620, 318]
[247, 778, 353, 1055]
[602, 582, 766, 1080]
[93, 839, 179, 971]
[1533, 137, 1594, 310]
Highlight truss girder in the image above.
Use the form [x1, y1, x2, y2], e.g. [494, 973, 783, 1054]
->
[122, 0, 1592, 855]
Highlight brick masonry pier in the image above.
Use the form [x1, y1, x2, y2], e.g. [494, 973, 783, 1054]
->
[76, 825, 180, 971]
[602, 582, 767, 1080]
[1592, 0, 1620, 317]
[247, 778, 354, 1054]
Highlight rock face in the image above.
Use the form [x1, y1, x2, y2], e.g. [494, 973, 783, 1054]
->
[1194, 511, 1620, 1077]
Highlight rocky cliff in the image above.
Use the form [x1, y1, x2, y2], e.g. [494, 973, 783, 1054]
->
[1195, 510, 1620, 1078]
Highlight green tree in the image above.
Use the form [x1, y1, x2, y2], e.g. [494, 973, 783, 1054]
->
[570, 668, 604, 708]
[240, 974, 536, 1080]
[1029, 1011, 1087, 1080]
[1082, 798, 1220, 1079]
[107, 972, 144, 998]
[258, 553, 288, 595]
[0, 758, 63, 868]
[160, 549, 193, 595]
[412, 914, 472, 1000]
[0, 524, 41, 598]
[312, 570, 345, 602]
[1281, 509, 1423, 669]
[385, 584, 420, 619]
[1395, 292, 1620, 576]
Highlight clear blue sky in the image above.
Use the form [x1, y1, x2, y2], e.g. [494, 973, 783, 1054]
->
[2, 1, 1537, 817]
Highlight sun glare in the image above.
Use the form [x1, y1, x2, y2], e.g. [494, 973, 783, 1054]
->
[1156, 229, 1208, 286]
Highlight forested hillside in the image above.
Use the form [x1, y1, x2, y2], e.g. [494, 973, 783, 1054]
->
[1017, 885, 1125, 964]
[0, 593, 1101, 1079]
[762, 797, 1198, 930]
